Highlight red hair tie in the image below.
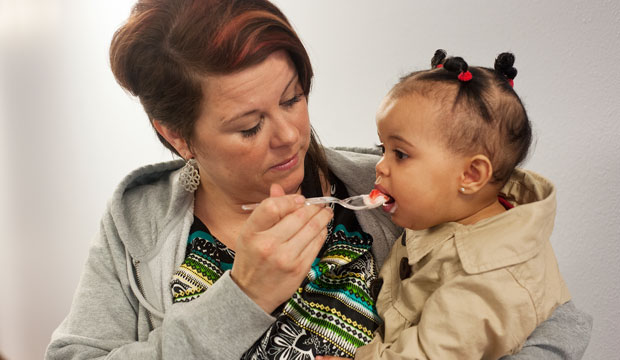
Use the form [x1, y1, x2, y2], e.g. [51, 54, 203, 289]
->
[458, 71, 472, 82]
[507, 79, 514, 87]
[436, 64, 443, 69]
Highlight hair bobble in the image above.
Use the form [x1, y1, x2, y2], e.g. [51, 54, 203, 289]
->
[458, 71, 473, 82]
[431, 49, 447, 69]
[443, 56, 472, 83]
[494, 52, 517, 87]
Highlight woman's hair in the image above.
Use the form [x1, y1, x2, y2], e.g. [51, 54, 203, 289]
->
[390, 49, 532, 184]
[110, 0, 327, 175]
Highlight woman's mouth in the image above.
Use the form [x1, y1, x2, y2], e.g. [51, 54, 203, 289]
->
[271, 154, 299, 171]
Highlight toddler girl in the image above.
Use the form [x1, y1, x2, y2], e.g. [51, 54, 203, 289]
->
[356, 50, 571, 359]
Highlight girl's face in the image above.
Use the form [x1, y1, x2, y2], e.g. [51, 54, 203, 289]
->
[375, 95, 468, 230]
[190, 50, 311, 204]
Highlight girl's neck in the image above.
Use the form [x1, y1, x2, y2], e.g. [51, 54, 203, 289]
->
[457, 197, 507, 226]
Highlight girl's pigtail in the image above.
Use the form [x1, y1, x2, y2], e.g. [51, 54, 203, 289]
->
[494, 52, 518, 87]
[431, 49, 447, 69]
[444, 56, 472, 82]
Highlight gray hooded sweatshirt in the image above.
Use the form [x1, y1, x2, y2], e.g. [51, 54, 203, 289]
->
[46, 148, 592, 359]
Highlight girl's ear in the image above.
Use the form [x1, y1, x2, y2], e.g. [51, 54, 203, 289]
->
[152, 120, 192, 159]
[459, 155, 493, 194]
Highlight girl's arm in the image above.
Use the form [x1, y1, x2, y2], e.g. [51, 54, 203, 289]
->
[326, 273, 591, 360]
[317, 301, 593, 360]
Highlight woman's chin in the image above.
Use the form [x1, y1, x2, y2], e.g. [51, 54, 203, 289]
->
[277, 170, 305, 195]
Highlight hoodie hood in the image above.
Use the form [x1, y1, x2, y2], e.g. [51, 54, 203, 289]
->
[109, 159, 191, 262]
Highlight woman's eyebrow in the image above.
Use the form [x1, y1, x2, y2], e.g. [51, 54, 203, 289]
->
[281, 73, 299, 97]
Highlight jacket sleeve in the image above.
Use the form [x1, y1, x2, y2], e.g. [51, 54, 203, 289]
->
[500, 300, 593, 360]
[45, 212, 275, 360]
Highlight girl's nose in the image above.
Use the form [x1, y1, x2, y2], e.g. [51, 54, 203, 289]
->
[375, 156, 389, 177]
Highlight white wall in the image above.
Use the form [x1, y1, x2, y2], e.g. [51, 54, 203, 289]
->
[1, 1, 618, 359]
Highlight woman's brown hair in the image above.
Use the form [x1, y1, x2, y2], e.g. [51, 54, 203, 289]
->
[110, 0, 327, 175]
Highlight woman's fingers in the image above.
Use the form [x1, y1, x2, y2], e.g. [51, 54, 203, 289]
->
[269, 183, 286, 197]
[230, 183, 333, 313]
[268, 202, 330, 245]
[245, 192, 306, 233]
[278, 205, 332, 259]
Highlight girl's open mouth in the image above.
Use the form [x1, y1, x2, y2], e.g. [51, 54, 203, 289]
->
[373, 186, 397, 214]
[382, 195, 397, 214]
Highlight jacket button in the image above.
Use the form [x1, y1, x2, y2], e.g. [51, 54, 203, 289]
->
[399, 257, 411, 280]
[370, 278, 384, 300]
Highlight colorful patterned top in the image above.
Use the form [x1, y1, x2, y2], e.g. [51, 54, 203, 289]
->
[170, 175, 381, 358]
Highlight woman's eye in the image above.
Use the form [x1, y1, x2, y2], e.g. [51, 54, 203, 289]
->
[394, 149, 408, 160]
[240, 117, 264, 138]
[281, 93, 303, 108]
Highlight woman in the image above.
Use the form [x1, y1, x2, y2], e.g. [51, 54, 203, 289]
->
[46, 0, 591, 359]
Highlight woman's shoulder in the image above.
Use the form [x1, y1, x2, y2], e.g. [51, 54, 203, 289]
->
[326, 146, 381, 162]
[105, 159, 192, 259]
[111, 160, 185, 205]
[324, 147, 380, 192]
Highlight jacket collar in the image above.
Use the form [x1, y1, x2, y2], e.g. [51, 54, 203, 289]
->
[405, 169, 556, 274]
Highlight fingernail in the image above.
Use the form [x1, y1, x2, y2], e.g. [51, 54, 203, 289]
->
[294, 195, 305, 204]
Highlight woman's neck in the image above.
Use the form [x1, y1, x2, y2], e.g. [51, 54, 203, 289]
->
[192, 187, 251, 251]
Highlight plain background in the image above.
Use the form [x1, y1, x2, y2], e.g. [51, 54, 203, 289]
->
[1, 1, 619, 359]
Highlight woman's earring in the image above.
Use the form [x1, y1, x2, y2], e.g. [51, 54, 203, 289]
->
[459, 187, 466, 194]
[180, 158, 200, 192]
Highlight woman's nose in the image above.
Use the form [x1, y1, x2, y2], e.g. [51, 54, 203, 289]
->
[270, 114, 299, 147]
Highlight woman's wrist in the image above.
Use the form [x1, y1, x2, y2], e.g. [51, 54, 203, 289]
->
[230, 268, 279, 314]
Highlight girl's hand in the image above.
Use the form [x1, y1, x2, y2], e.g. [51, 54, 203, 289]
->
[230, 183, 333, 313]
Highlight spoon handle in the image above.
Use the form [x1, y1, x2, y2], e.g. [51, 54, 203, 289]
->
[241, 196, 341, 211]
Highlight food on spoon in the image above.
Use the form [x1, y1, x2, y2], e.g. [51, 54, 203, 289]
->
[362, 189, 390, 206]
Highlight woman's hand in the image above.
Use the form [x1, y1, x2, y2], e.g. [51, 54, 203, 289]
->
[230, 183, 333, 313]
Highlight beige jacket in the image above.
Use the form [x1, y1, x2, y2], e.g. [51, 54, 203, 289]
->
[357, 169, 571, 360]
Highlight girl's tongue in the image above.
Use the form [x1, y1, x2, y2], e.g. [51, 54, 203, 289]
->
[381, 196, 397, 214]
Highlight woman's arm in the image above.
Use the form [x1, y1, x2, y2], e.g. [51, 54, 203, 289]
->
[46, 186, 333, 359]
[46, 214, 167, 359]
[500, 301, 593, 360]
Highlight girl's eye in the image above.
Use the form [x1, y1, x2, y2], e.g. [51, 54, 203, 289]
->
[281, 93, 303, 108]
[375, 143, 385, 154]
[240, 117, 264, 138]
[394, 149, 408, 160]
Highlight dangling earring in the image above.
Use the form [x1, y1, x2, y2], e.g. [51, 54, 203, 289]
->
[180, 158, 200, 192]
